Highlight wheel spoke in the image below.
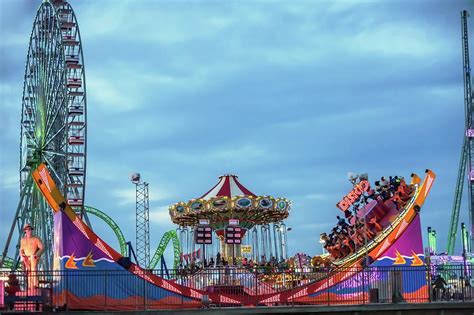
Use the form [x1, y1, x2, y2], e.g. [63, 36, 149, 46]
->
[42, 153, 65, 188]
[43, 149, 66, 157]
[22, 127, 40, 149]
[45, 42, 64, 124]
[42, 123, 65, 148]
[44, 90, 66, 141]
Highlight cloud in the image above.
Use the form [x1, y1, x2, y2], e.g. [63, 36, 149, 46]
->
[111, 187, 172, 206]
[0, 0, 471, 257]
[79, 1, 236, 44]
[344, 23, 445, 58]
[303, 194, 332, 201]
[86, 73, 140, 113]
[298, 222, 333, 231]
[0, 169, 18, 190]
[149, 206, 174, 227]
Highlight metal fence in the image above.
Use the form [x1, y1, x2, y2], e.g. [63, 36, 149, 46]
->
[1, 264, 473, 311]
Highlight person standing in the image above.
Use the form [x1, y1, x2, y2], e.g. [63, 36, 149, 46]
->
[432, 274, 448, 300]
[20, 224, 44, 289]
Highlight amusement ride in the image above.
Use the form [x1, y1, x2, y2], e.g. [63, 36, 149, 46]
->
[0, 0, 88, 271]
[446, 10, 474, 256]
[169, 174, 291, 264]
[0, 0, 472, 311]
[425, 10, 474, 268]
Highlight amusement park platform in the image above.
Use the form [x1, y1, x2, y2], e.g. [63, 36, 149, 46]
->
[40, 302, 474, 315]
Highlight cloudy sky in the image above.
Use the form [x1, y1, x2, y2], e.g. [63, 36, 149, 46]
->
[1, 0, 473, 262]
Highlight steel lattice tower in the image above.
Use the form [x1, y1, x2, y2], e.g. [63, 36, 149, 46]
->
[447, 10, 474, 254]
[135, 181, 150, 267]
[462, 10, 474, 252]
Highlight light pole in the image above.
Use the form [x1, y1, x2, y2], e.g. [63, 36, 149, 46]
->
[130, 172, 150, 268]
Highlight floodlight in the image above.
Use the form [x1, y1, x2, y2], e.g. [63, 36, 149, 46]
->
[130, 173, 141, 184]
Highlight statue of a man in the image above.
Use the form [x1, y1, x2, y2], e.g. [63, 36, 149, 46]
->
[20, 224, 44, 289]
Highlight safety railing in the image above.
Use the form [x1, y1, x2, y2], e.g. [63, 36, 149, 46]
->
[0, 264, 473, 311]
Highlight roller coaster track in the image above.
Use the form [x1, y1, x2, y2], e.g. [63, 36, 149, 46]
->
[149, 230, 181, 270]
[86, 206, 182, 270]
[84, 206, 128, 256]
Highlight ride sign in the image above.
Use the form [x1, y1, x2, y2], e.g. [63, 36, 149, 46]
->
[229, 219, 239, 225]
[199, 219, 209, 225]
[225, 225, 242, 244]
[241, 245, 252, 254]
[336, 180, 370, 212]
[195, 225, 213, 244]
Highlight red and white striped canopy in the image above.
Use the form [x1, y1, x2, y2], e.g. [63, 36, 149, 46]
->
[199, 174, 256, 200]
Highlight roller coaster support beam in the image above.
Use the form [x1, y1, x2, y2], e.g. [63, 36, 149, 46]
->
[126, 241, 139, 266]
[447, 141, 467, 255]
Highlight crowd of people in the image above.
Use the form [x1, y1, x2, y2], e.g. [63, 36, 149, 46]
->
[322, 176, 414, 261]
[177, 253, 292, 277]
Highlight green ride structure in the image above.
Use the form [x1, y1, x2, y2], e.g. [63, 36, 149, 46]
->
[83, 206, 182, 270]
[149, 230, 181, 270]
[447, 10, 474, 256]
[84, 206, 127, 257]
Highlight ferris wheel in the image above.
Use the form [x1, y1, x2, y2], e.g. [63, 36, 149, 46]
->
[1, 0, 88, 271]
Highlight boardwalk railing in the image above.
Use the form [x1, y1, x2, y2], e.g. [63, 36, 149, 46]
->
[1, 264, 473, 311]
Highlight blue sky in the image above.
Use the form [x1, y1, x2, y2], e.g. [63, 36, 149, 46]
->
[1, 0, 473, 261]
